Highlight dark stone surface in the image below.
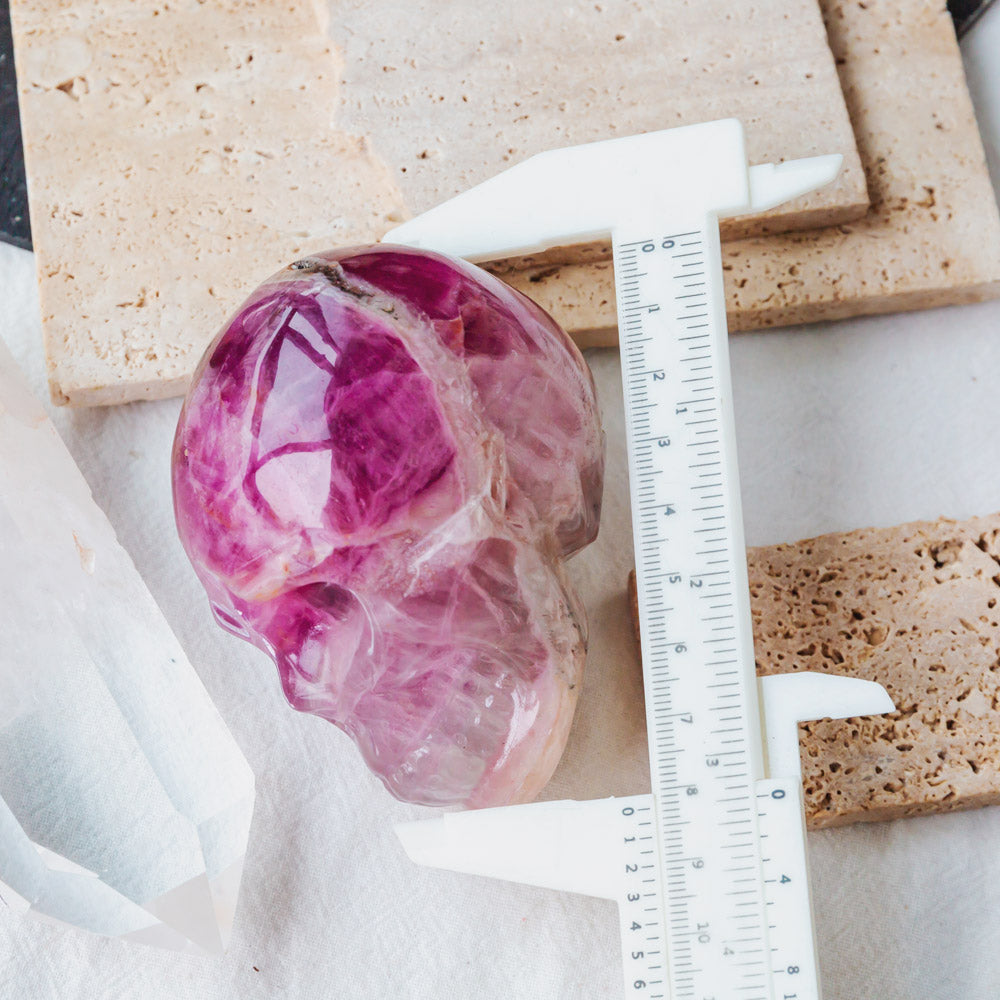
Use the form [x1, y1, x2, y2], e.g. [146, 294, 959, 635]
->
[948, 0, 996, 36]
[0, 0, 30, 250]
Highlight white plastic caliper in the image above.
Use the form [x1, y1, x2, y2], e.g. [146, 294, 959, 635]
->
[385, 119, 894, 1000]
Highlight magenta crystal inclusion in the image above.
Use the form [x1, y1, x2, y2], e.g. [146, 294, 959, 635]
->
[172, 245, 604, 808]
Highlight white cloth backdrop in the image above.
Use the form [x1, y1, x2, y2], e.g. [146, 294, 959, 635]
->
[2, 11, 1000, 998]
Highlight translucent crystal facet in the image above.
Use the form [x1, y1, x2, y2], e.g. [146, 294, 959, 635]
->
[172, 246, 604, 808]
[0, 340, 254, 951]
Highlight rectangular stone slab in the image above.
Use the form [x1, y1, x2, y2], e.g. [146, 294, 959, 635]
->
[10, 0, 407, 405]
[632, 512, 1000, 830]
[331, 0, 870, 268]
[12, 0, 866, 406]
[506, 0, 1000, 344]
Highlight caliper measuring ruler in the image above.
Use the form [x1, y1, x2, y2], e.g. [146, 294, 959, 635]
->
[386, 120, 894, 1000]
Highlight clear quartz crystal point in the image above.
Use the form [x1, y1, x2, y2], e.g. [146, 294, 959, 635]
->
[0, 339, 255, 953]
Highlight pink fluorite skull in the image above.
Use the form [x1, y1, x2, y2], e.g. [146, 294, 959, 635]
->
[172, 246, 604, 807]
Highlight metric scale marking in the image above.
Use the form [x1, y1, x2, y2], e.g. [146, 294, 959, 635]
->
[615, 223, 770, 1000]
[384, 119, 896, 1000]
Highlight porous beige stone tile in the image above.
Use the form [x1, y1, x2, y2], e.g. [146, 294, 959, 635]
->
[630, 513, 1000, 830]
[13, 0, 868, 404]
[332, 0, 870, 258]
[11, 0, 407, 405]
[507, 0, 1000, 343]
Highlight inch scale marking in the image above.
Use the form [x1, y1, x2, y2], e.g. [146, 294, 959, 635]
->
[385, 119, 896, 1000]
[615, 225, 769, 1000]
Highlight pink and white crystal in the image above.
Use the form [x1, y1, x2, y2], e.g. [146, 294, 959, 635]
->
[172, 245, 604, 808]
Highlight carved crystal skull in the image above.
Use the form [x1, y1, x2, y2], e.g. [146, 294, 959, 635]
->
[172, 246, 604, 807]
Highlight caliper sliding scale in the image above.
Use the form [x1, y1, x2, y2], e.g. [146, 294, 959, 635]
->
[385, 120, 895, 1000]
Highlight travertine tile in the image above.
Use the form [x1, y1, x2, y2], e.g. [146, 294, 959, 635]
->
[13, 0, 866, 404]
[631, 512, 1000, 829]
[11, 0, 406, 404]
[508, 0, 1000, 343]
[332, 0, 869, 253]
